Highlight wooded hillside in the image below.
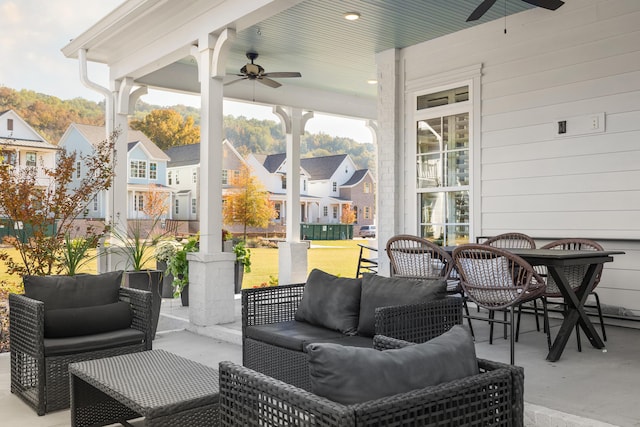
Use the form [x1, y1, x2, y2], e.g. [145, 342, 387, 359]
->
[0, 86, 375, 172]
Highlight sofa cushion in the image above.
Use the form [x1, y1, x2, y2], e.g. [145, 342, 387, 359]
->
[44, 301, 133, 338]
[246, 320, 346, 352]
[43, 328, 145, 356]
[23, 271, 123, 310]
[295, 269, 362, 335]
[357, 274, 446, 337]
[302, 335, 373, 352]
[307, 325, 478, 405]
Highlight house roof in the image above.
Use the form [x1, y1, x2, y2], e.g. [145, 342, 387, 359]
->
[0, 137, 59, 151]
[72, 123, 169, 161]
[261, 153, 287, 173]
[341, 169, 369, 187]
[300, 154, 348, 180]
[165, 143, 200, 167]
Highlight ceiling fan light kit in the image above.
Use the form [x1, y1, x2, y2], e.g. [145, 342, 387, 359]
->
[226, 52, 302, 89]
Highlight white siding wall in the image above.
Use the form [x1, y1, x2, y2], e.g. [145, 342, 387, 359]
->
[400, 0, 640, 314]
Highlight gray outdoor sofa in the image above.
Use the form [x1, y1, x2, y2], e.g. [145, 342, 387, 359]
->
[242, 269, 463, 391]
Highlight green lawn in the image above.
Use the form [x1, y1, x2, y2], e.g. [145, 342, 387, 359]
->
[0, 240, 378, 292]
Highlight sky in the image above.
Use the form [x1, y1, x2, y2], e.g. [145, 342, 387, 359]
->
[0, 0, 373, 144]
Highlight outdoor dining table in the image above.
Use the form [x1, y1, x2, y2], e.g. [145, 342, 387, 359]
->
[445, 246, 625, 362]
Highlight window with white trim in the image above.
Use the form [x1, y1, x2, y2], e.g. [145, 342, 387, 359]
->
[130, 160, 147, 178]
[192, 169, 197, 183]
[134, 194, 144, 211]
[332, 206, 338, 219]
[416, 84, 470, 246]
[76, 161, 81, 178]
[25, 152, 37, 167]
[323, 206, 328, 217]
[149, 162, 157, 180]
[191, 198, 197, 214]
[168, 171, 172, 185]
[332, 181, 337, 192]
[222, 169, 228, 185]
[175, 199, 179, 215]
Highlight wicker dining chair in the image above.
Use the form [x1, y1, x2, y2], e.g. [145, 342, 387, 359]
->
[540, 238, 606, 351]
[452, 244, 548, 364]
[483, 232, 536, 249]
[386, 234, 474, 335]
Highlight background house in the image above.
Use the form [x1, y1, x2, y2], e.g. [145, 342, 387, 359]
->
[0, 110, 58, 189]
[58, 123, 172, 220]
[164, 140, 247, 222]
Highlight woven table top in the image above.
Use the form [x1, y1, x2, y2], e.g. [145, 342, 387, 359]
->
[69, 349, 219, 418]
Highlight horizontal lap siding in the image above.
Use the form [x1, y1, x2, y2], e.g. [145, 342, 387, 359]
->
[403, 0, 640, 312]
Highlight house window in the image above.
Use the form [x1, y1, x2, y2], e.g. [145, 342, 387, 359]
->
[25, 152, 37, 167]
[281, 175, 287, 190]
[134, 194, 144, 211]
[233, 170, 240, 180]
[353, 206, 358, 223]
[7, 119, 13, 131]
[92, 196, 98, 211]
[364, 206, 371, 219]
[364, 182, 371, 193]
[168, 171, 172, 185]
[1, 151, 16, 166]
[76, 161, 81, 178]
[332, 181, 337, 192]
[130, 160, 147, 178]
[222, 169, 228, 185]
[175, 199, 179, 215]
[332, 206, 338, 219]
[191, 198, 197, 214]
[323, 206, 328, 217]
[175, 171, 180, 184]
[303, 179, 307, 191]
[192, 169, 197, 183]
[416, 84, 470, 246]
[149, 162, 157, 180]
[274, 203, 281, 220]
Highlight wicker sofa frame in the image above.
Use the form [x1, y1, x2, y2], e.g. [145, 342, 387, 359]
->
[221, 335, 524, 426]
[242, 283, 463, 391]
[9, 287, 152, 415]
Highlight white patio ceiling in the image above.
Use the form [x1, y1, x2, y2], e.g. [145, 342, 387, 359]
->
[62, 0, 540, 119]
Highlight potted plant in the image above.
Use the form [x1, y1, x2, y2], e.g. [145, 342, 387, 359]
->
[154, 239, 182, 298]
[233, 240, 251, 294]
[168, 235, 199, 306]
[58, 233, 101, 276]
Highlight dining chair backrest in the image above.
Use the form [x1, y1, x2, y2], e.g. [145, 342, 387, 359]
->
[386, 234, 453, 281]
[540, 238, 604, 296]
[483, 232, 536, 249]
[452, 244, 546, 310]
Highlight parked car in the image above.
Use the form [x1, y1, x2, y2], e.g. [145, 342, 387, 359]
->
[358, 225, 376, 238]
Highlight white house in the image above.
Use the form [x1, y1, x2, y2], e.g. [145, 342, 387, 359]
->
[0, 110, 58, 189]
[58, 123, 172, 220]
[164, 140, 247, 221]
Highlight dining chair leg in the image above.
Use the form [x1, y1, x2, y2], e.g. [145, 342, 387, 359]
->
[532, 300, 541, 332]
[462, 299, 475, 338]
[515, 305, 522, 342]
[593, 292, 607, 341]
[503, 310, 508, 340]
[509, 306, 515, 365]
[542, 298, 551, 350]
[489, 310, 495, 345]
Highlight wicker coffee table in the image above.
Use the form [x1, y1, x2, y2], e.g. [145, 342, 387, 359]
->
[69, 350, 219, 426]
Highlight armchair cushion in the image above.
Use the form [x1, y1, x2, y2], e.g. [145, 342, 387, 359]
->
[307, 325, 478, 405]
[43, 328, 145, 356]
[294, 269, 362, 335]
[357, 274, 446, 337]
[246, 320, 346, 352]
[23, 271, 123, 310]
[44, 301, 133, 338]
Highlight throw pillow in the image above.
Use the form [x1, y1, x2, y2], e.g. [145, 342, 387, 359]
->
[23, 270, 124, 310]
[307, 325, 478, 405]
[44, 301, 133, 338]
[294, 269, 362, 335]
[357, 274, 446, 337]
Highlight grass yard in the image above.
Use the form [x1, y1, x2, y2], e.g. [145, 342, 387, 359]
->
[0, 240, 379, 292]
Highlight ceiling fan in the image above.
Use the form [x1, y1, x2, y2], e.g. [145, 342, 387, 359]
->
[466, 0, 564, 22]
[226, 52, 302, 88]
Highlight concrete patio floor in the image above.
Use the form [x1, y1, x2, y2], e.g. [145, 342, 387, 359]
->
[2, 296, 639, 426]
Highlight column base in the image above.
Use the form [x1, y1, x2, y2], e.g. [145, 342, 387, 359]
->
[278, 241, 309, 285]
[187, 251, 236, 326]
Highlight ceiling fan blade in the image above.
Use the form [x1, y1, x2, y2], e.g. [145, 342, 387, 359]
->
[258, 77, 282, 88]
[466, 0, 498, 22]
[224, 77, 248, 86]
[521, 0, 565, 10]
[263, 72, 302, 78]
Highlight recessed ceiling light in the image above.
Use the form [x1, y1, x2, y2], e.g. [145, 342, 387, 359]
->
[367, 79, 378, 85]
[344, 12, 360, 21]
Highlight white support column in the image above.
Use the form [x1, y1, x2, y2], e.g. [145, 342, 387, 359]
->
[273, 106, 313, 285]
[188, 30, 236, 326]
[375, 49, 402, 277]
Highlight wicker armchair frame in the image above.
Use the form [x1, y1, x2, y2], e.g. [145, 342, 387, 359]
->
[9, 287, 152, 415]
[242, 283, 462, 391]
[220, 335, 524, 426]
[452, 244, 548, 364]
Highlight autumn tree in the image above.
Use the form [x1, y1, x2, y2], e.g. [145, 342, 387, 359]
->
[130, 109, 200, 150]
[341, 204, 356, 224]
[222, 165, 276, 241]
[0, 133, 117, 276]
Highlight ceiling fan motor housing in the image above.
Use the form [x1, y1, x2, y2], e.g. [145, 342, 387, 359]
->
[241, 62, 264, 78]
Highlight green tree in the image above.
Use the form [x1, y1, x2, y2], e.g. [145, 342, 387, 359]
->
[222, 165, 276, 241]
[130, 109, 200, 150]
